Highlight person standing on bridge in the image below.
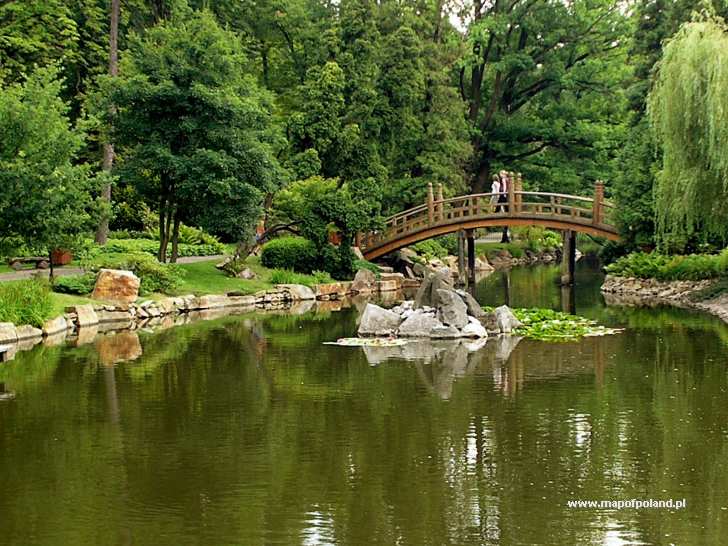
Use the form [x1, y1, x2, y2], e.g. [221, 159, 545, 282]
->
[490, 174, 501, 212]
[498, 170, 511, 242]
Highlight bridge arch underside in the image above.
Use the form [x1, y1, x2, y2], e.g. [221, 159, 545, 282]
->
[362, 217, 620, 261]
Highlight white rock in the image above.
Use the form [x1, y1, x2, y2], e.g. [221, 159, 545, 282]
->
[461, 316, 487, 338]
[358, 304, 402, 336]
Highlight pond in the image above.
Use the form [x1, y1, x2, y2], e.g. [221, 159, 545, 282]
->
[2, 261, 728, 545]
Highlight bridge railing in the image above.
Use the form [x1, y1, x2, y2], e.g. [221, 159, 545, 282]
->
[359, 180, 614, 253]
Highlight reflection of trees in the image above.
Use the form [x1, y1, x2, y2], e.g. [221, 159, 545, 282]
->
[2, 307, 728, 545]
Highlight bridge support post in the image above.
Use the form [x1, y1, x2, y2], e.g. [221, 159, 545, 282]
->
[436, 184, 444, 221]
[466, 229, 476, 286]
[457, 230, 466, 285]
[560, 230, 576, 286]
[427, 183, 434, 224]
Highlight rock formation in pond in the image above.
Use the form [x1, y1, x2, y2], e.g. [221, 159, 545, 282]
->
[357, 270, 521, 339]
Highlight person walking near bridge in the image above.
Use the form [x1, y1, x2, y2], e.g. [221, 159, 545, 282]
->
[490, 174, 501, 212]
[498, 170, 511, 242]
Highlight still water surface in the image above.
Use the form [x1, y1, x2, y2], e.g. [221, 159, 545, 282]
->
[2, 262, 728, 545]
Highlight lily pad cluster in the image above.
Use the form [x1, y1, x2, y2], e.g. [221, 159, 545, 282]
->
[483, 307, 622, 341]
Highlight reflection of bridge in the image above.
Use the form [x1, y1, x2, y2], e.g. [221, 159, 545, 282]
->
[358, 179, 619, 285]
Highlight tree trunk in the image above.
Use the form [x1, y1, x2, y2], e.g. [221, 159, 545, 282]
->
[158, 196, 167, 262]
[94, 0, 120, 245]
[48, 250, 55, 284]
[170, 213, 181, 263]
[472, 154, 490, 194]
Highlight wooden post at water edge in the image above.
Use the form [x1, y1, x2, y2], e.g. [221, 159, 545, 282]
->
[561, 230, 576, 285]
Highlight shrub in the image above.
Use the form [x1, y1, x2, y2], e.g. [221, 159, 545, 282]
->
[353, 259, 381, 279]
[85, 253, 183, 295]
[0, 279, 54, 327]
[53, 273, 97, 295]
[261, 237, 319, 273]
[412, 239, 449, 260]
[99, 238, 225, 258]
[269, 268, 334, 287]
[606, 250, 728, 281]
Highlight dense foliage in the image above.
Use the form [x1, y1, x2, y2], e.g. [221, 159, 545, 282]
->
[260, 237, 319, 274]
[0, 280, 54, 327]
[2, 0, 728, 269]
[83, 252, 183, 294]
[605, 250, 728, 281]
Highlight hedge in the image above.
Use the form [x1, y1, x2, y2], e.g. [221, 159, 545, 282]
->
[260, 237, 319, 273]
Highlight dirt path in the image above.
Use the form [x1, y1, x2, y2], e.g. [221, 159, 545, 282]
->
[0, 254, 225, 282]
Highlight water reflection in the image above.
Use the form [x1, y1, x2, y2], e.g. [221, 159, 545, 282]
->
[1, 264, 728, 545]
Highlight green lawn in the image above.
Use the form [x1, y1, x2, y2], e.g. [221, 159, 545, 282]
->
[50, 293, 99, 316]
[173, 257, 274, 296]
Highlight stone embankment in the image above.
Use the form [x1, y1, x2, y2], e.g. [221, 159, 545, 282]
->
[601, 275, 728, 324]
[0, 269, 413, 363]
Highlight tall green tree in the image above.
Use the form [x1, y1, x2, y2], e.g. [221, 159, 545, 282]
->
[108, 9, 284, 262]
[458, 0, 630, 194]
[0, 67, 102, 276]
[648, 15, 728, 246]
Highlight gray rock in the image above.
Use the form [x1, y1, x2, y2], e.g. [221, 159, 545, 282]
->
[461, 316, 487, 338]
[436, 289, 469, 329]
[398, 310, 443, 337]
[494, 305, 523, 334]
[430, 325, 461, 339]
[0, 323, 18, 344]
[479, 312, 499, 333]
[358, 303, 402, 336]
[15, 325, 42, 341]
[351, 268, 377, 294]
[70, 304, 99, 328]
[414, 270, 453, 308]
[455, 289, 485, 318]
[276, 284, 316, 301]
[238, 267, 257, 280]
[42, 316, 68, 336]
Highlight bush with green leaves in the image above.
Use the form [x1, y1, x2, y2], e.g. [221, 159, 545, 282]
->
[412, 239, 449, 260]
[52, 273, 97, 295]
[85, 253, 183, 295]
[269, 268, 334, 287]
[0, 279, 54, 327]
[260, 237, 319, 273]
[605, 250, 728, 281]
[352, 259, 381, 279]
[88, 238, 225, 259]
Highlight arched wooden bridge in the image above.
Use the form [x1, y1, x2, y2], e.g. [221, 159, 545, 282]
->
[359, 180, 619, 261]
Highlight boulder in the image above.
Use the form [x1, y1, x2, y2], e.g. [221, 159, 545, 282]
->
[479, 312, 499, 333]
[456, 289, 485, 318]
[237, 268, 257, 280]
[462, 316, 487, 338]
[397, 310, 443, 337]
[494, 305, 523, 334]
[277, 284, 316, 301]
[358, 303, 402, 336]
[92, 269, 140, 304]
[436, 289, 469, 329]
[430, 324, 461, 339]
[412, 262, 429, 278]
[414, 270, 453, 308]
[351, 268, 377, 294]
[67, 304, 98, 328]
[0, 323, 18, 344]
[42, 316, 68, 336]
[476, 255, 495, 271]
[315, 282, 350, 300]
[15, 324, 43, 341]
[215, 256, 234, 270]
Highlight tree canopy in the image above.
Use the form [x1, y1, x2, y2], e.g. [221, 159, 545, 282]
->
[649, 14, 728, 247]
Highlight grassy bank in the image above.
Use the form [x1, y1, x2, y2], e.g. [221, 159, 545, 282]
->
[606, 250, 728, 281]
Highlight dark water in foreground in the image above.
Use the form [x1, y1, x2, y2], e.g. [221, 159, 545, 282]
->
[2, 262, 728, 545]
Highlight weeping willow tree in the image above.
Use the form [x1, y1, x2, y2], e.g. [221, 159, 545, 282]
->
[648, 15, 728, 249]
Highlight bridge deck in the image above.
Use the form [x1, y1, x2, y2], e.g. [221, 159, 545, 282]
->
[359, 183, 619, 260]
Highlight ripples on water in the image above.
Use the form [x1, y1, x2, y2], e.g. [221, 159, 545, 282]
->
[1, 262, 728, 545]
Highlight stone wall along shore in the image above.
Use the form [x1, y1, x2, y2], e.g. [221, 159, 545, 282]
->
[0, 274, 413, 363]
[601, 274, 728, 324]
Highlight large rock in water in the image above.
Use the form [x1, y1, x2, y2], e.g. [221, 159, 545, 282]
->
[397, 309, 443, 337]
[414, 270, 453, 308]
[495, 305, 523, 334]
[351, 268, 377, 294]
[92, 269, 140, 304]
[358, 303, 402, 336]
[462, 316, 487, 338]
[436, 289, 469, 329]
[456, 289, 485, 318]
